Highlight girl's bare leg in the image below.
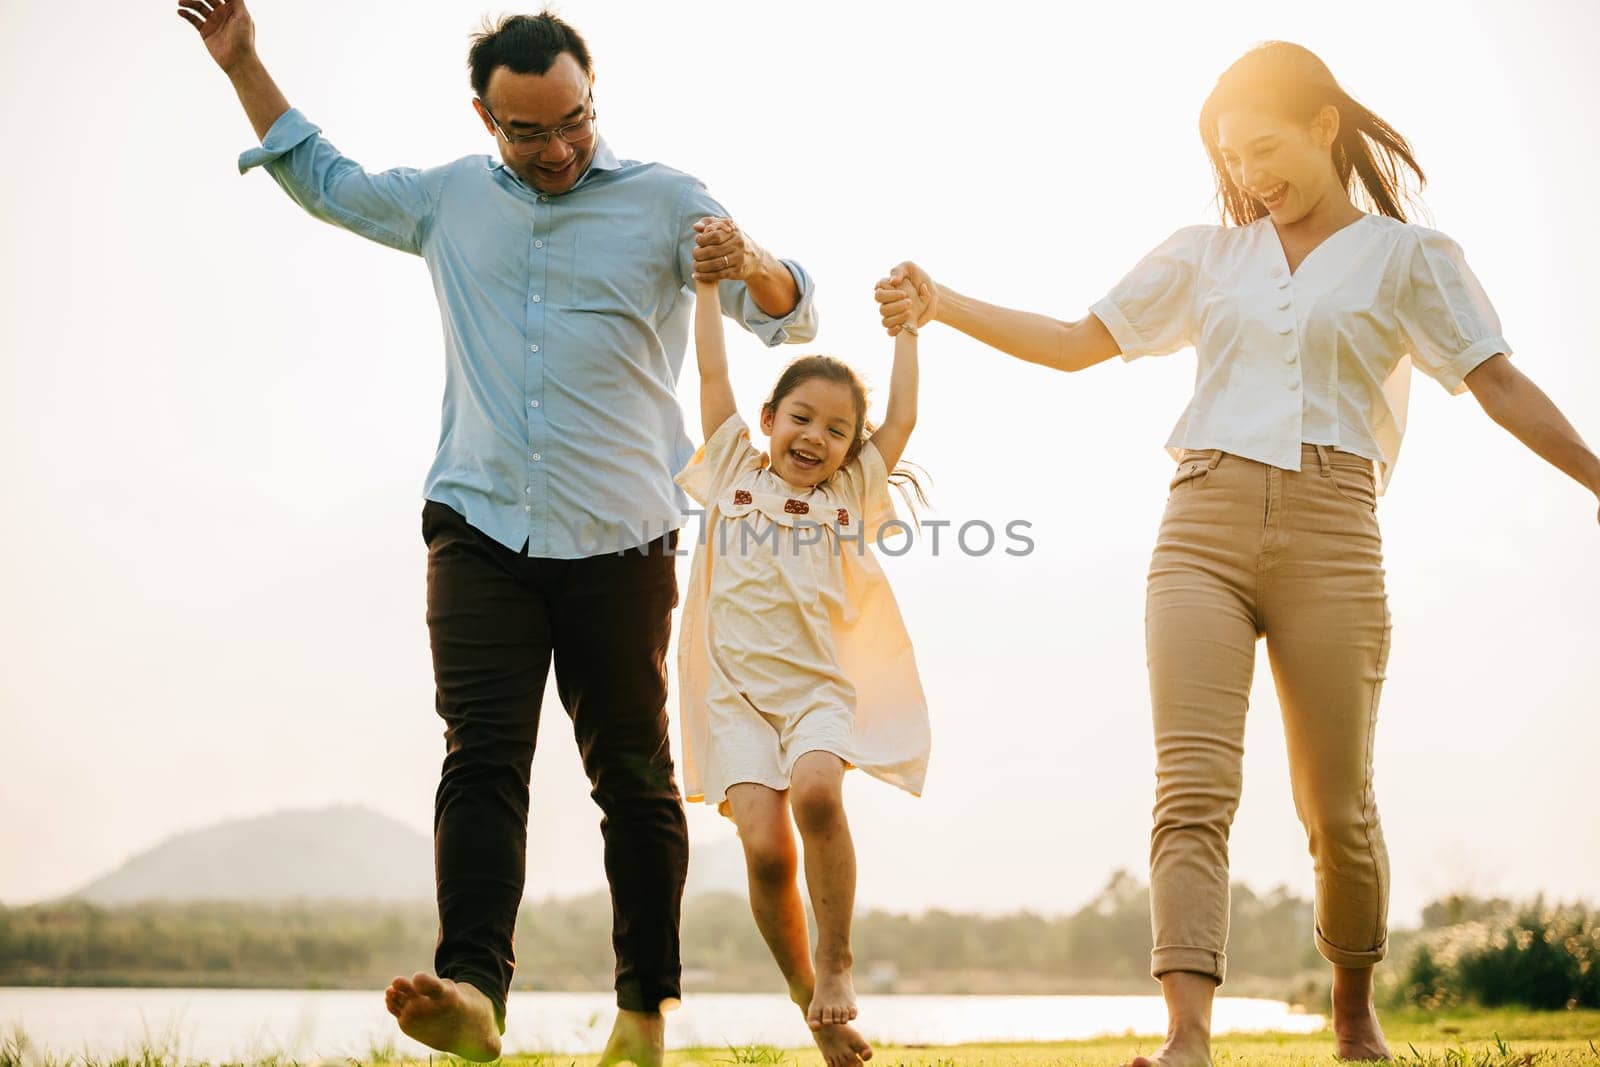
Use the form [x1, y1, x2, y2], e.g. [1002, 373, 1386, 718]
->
[727, 781, 872, 1067]
[787, 752, 858, 1031]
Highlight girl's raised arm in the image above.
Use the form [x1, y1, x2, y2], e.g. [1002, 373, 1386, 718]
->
[869, 278, 921, 472]
[694, 275, 740, 441]
[876, 261, 1121, 373]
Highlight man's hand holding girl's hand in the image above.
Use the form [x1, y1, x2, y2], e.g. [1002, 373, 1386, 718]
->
[876, 263, 934, 336]
[693, 216, 764, 284]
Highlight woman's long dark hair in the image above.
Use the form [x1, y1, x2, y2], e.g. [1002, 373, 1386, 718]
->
[1199, 42, 1426, 226]
[762, 355, 930, 513]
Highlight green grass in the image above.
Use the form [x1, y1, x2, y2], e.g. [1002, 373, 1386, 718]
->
[3, 1011, 1597, 1067]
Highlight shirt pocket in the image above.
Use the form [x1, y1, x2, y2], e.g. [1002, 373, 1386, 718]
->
[569, 233, 655, 315]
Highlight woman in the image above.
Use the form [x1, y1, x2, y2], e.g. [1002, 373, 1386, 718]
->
[878, 41, 1599, 1066]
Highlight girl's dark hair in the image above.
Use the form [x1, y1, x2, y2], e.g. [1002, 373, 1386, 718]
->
[468, 11, 593, 100]
[1199, 41, 1425, 226]
[762, 355, 930, 512]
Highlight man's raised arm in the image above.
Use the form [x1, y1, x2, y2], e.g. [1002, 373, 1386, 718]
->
[178, 0, 289, 139]
[179, 0, 443, 257]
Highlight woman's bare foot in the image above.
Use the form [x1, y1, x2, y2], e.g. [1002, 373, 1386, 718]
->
[807, 965, 858, 1030]
[1332, 964, 1391, 1061]
[597, 1008, 666, 1067]
[1332, 993, 1391, 1060]
[1120, 1028, 1212, 1067]
[383, 972, 501, 1062]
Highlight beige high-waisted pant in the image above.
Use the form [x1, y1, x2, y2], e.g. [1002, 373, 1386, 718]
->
[1145, 444, 1392, 983]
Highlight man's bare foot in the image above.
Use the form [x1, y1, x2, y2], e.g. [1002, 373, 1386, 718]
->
[807, 966, 858, 1030]
[1333, 998, 1391, 1061]
[1120, 1028, 1212, 1067]
[383, 972, 501, 1062]
[597, 1008, 666, 1067]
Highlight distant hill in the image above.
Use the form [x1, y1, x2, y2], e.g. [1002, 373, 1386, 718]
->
[68, 805, 434, 904]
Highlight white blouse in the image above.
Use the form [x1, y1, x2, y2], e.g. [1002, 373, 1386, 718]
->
[1089, 214, 1511, 490]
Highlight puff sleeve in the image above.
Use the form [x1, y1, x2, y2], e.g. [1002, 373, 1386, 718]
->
[1394, 227, 1511, 395]
[674, 412, 763, 507]
[1090, 225, 1216, 361]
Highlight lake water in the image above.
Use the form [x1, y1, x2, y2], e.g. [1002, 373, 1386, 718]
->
[0, 988, 1323, 1060]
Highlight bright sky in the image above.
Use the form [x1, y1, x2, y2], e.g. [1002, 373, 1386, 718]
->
[2, 0, 1597, 930]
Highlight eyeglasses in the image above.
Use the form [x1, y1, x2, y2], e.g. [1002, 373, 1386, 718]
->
[479, 95, 598, 154]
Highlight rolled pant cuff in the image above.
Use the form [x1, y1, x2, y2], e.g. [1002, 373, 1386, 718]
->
[439, 969, 507, 1035]
[1315, 928, 1387, 968]
[1151, 945, 1227, 984]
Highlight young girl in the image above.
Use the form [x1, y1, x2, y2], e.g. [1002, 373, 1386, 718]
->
[676, 227, 930, 1067]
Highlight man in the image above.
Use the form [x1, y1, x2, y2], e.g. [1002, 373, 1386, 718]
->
[177, 2, 818, 1061]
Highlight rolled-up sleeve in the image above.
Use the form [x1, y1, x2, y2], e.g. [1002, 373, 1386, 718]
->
[1394, 226, 1511, 395]
[1091, 225, 1216, 361]
[238, 108, 445, 256]
[677, 181, 818, 346]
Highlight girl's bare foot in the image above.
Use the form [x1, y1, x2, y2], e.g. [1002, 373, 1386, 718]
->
[814, 1021, 874, 1067]
[597, 1008, 666, 1067]
[790, 983, 871, 1067]
[807, 965, 858, 1029]
[383, 972, 501, 1062]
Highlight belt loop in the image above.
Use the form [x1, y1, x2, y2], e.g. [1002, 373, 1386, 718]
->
[1206, 449, 1224, 471]
[1314, 444, 1332, 476]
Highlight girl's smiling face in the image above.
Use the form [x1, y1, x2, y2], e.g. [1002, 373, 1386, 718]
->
[760, 376, 860, 488]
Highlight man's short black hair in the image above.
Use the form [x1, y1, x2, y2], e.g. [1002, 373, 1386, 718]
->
[468, 11, 593, 100]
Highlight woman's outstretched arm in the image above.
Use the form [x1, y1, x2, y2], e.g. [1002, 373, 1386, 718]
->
[1465, 354, 1600, 523]
[876, 261, 1121, 373]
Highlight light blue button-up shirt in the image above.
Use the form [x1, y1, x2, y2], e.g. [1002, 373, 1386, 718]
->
[240, 109, 817, 558]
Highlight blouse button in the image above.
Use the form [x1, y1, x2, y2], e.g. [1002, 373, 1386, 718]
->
[1288, 378, 1300, 391]
[1269, 265, 1284, 279]
[1276, 297, 1291, 310]
[1277, 322, 1294, 335]
[1283, 350, 1298, 364]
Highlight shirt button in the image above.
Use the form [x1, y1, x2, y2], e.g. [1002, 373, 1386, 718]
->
[1276, 298, 1291, 310]
[530, 399, 541, 408]
[1288, 378, 1300, 391]
[538, 195, 548, 203]
[534, 240, 544, 249]
[531, 452, 542, 462]
[1283, 350, 1298, 364]
[525, 504, 533, 512]
[1277, 322, 1294, 335]
[532, 294, 542, 303]
[530, 344, 540, 353]
[1269, 265, 1284, 279]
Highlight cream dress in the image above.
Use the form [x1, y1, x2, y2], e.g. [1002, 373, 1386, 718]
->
[674, 412, 930, 815]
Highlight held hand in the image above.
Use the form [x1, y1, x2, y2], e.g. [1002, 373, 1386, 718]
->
[879, 260, 938, 333]
[176, 0, 256, 73]
[692, 216, 762, 284]
[874, 276, 927, 337]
